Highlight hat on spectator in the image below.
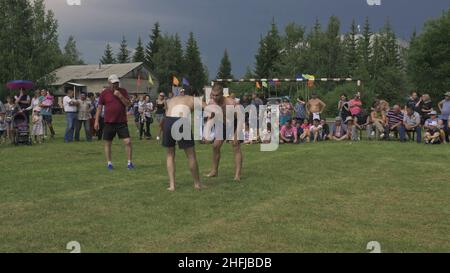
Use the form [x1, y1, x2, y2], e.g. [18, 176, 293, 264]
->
[108, 74, 120, 84]
[345, 116, 354, 123]
[445, 91, 450, 97]
[335, 116, 342, 121]
[430, 111, 438, 116]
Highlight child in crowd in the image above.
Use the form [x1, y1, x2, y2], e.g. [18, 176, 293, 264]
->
[31, 107, 44, 144]
[261, 123, 272, 144]
[310, 119, 323, 143]
[243, 123, 255, 145]
[299, 119, 311, 143]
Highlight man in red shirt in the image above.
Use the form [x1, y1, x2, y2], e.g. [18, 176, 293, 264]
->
[94, 75, 133, 170]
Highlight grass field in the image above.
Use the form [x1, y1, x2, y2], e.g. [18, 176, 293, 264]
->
[0, 115, 449, 253]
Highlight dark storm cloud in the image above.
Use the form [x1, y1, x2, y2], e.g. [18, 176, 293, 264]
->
[46, 0, 450, 78]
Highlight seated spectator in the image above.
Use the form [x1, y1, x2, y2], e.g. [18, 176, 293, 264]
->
[370, 105, 387, 139]
[330, 117, 347, 141]
[299, 119, 311, 143]
[261, 123, 272, 144]
[345, 116, 359, 141]
[320, 119, 330, 141]
[400, 106, 422, 143]
[280, 120, 297, 144]
[424, 120, 441, 144]
[424, 111, 445, 144]
[310, 119, 323, 143]
[418, 94, 433, 125]
[243, 122, 256, 145]
[385, 105, 404, 140]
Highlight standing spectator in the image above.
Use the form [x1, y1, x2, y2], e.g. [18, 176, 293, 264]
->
[370, 105, 387, 139]
[438, 91, 450, 142]
[385, 105, 404, 140]
[0, 101, 5, 144]
[14, 88, 31, 122]
[400, 106, 422, 143]
[280, 120, 297, 144]
[4, 97, 17, 142]
[337, 94, 348, 118]
[294, 97, 307, 124]
[306, 92, 326, 122]
[142, 95, 153, 139]
[87, 93, 97, 137]
[348, 93, 363, 118]
[240, 94, 250, 108]
[418, 94, 433, 125]
[131, 95, 141, 133]
[251, 93, 263, 112]
[94, 74, 133, 170]
[280, 98, 293, 126]
[27, 90, 41, 112]
[75, 93, 93, 142]
[330, 117, 347, 141]
[406, 91, 420, 113]
[154, 92, 166, 141]
[39, 89, 56, 139]
[63, 89, 79, 143]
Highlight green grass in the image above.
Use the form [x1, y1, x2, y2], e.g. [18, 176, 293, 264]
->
[0, 115, 449, 253]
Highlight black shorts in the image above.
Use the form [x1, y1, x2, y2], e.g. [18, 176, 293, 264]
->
[162, 116, 194, 149]
[103, 123, 130, 141]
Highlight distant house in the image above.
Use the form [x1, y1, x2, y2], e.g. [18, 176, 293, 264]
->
[48, 62, 158, 98]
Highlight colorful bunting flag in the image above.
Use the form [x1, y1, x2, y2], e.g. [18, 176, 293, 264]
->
[173, 76, 180, 86]
[182, 77, 190, 86]
[148, 74, 154, 86]
[262, 81, 268, 88]
[256, 82, 261, 89]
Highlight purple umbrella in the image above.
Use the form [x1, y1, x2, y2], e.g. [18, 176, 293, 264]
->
[6, 80, 34, 90]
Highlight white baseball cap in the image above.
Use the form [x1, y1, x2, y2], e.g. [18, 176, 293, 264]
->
[108, 74, 120, 84]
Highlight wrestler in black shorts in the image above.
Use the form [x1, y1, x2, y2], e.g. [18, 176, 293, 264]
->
[162, 116, 194, 149]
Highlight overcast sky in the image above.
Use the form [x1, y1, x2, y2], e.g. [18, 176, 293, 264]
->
[45, 0, 450, 78]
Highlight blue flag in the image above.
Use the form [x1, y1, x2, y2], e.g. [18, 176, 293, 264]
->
[182, 77, 190, 86]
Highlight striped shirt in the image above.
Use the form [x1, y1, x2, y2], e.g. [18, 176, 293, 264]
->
[386, 110, 404, 127]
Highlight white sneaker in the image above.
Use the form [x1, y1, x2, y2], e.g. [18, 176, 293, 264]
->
[380, 134, 385, 139]
[156, 136, 160, 141]
[371, 131, 375, 137]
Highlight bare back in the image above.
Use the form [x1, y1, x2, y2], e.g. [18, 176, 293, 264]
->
[166, 96, 195, 118]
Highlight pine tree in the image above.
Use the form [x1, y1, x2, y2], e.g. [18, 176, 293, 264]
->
[255, 18, 282, 78]
[145, 22, 161, 70]
[63, 35, 84, 65]
[324, 16, 342, 77]
[132, 36, 145, 63]
[183, 32, 206, 93]
[356, 17, 372, 80]
[117, 35, 130, 63]
[100, 43, 116, 64]
[217, 49, 233, 80]
[343, 19, 359, 76]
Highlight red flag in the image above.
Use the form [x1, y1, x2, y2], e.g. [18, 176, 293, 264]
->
[137, 74, 142, 87]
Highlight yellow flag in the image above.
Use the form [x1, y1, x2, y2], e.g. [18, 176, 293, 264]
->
[173, 76, 180, 86]
[256, 82, 261, 89]
[148, 74, 154, 86]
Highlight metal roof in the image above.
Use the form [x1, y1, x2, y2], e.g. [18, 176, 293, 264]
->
[50, 62, 145, 86]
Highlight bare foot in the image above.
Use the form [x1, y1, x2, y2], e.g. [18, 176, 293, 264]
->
[205, 171, 218, 178]
[234, 176, 241, 182]
[194, 184, 208, 190]
[167, 187, 175, 192]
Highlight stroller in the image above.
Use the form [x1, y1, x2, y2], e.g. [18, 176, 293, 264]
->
[12, 112, 32, 145]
